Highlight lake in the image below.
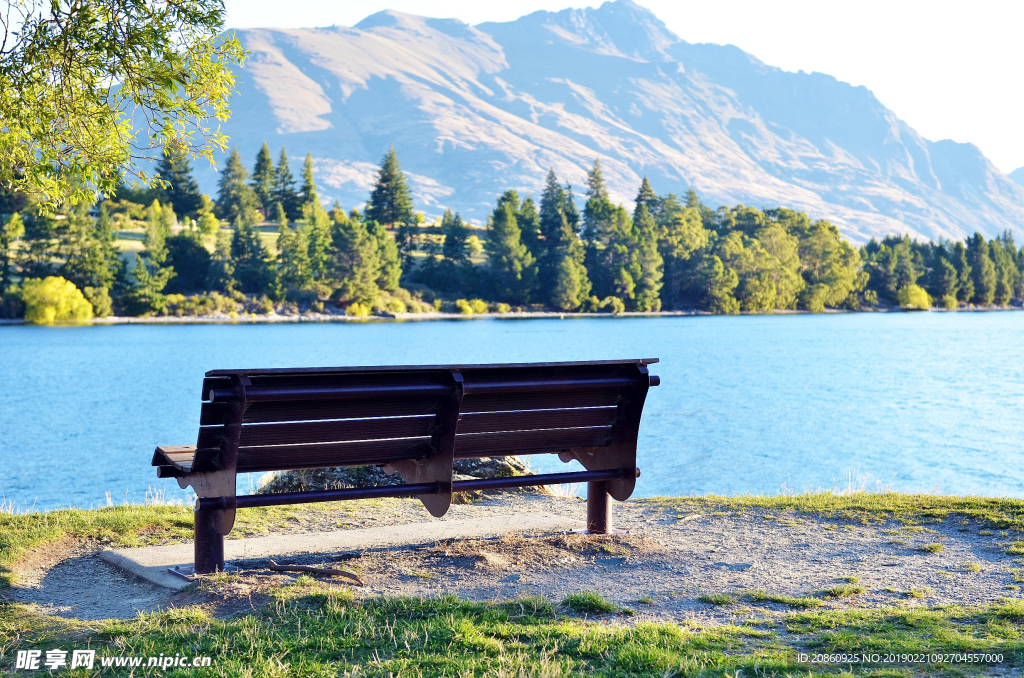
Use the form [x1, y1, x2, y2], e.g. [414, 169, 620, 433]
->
[2, 312, 1023, 511]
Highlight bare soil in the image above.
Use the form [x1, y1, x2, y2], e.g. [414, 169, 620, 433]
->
[7, 494, 1022, 622]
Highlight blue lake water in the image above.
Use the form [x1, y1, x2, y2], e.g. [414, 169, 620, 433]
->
[2, 312, 1024, 511]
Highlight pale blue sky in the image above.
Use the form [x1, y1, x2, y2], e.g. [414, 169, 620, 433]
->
[223, 0, 1024, 174]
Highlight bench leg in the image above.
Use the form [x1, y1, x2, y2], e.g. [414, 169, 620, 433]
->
[194, 505, 224, 574]
[586, 481, 612, 534]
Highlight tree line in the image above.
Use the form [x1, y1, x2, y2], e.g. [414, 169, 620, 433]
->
[2, 144, 1023, 322]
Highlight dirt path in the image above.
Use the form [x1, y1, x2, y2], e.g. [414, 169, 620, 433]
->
[7, 494, 1021, 622]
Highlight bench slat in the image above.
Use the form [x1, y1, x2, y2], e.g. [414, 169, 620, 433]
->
[456, 406, 617, 434]
[236, 415, 434, 448]
[453, 426, 615, 457]
[459, 389, 620, 414]
[200, 397, 441, 426]
[236, 437, 432, 473]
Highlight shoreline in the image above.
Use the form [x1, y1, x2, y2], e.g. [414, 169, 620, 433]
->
[1, 305, 1021, 326]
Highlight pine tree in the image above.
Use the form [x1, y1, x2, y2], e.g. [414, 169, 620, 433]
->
[155, 144, 203, 218]
[582, 160, 616, 296]
[200, 229, 230, 293]
[231, 215, 274, 294]
[331, 217, 382, 307]
[277, 202, 312, 290]
[365, 146, 416, 268]
[631, 204, 664, 311]
[366, 146, 415, 227]
[299, 153, 316, 205]
[586, 158, 608, 200]
[216, 147, 259, 221]
[538, 169, 591, 309]
[272, 147, 301, 220]
[952, 241, 973, 302]
[967, 233, 996, 305]
[303, 194, 333, 287]
[60, 200, 121, 303]
[517, 197, 541, 257]
[250, 142, 274, 214]
[441, 209, 469, 265]
[126, 200, 176, 314]
[633, 176, 657, 224]
[370, 220, 401, 293]
[486, 190, 537, 304]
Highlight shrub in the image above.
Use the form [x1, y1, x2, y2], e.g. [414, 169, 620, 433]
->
[22, 277, 93, 324]
[255, 296, 275, 314]
[599, 296, 625, 314]
[455, 298, 474, 315]
[898, 284, 930, 310]
[469, 298, 488, 313]
[862, 290, 879, 306]
[82, 286, 113, 318]
[432, 298, 442, 311]
[387, 297, 406, 313]
[346, 302, 370, 317]
[496, 303, 511, 314]
[940, 294, 958, 309]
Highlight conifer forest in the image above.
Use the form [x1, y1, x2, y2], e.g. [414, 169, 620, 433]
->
[2, 144, 1023, 322]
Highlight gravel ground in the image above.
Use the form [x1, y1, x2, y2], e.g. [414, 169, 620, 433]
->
[8, 493, 1023, 622]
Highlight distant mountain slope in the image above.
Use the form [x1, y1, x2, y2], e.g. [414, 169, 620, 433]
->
[200, 0, 1024, 243]
[1011, 167, 1024, 188]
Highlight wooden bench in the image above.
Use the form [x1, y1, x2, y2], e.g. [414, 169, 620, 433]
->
[153, 359, 660, 574]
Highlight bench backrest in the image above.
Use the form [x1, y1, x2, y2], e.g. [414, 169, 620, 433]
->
[193, 359, 657, 477]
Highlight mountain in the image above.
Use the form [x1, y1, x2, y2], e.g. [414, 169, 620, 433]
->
[201, 0, 1024, 243]
[1011, 167, 1024, 189]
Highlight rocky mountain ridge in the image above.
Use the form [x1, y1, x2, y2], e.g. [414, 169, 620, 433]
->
[196, 0, 1024, 243]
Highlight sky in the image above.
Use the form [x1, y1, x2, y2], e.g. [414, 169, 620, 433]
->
[223, 0, 1024, 175]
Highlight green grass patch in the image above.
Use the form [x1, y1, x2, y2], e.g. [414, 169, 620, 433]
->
[649, 493, 1024, 530]
[743, 590, 822, 608]
[697, 592, 735, 605]
[1006, 541, 1024, 555]
[822, 584, 866, 598]
[919, 542, 944, 553]
[963, 561, 983, 573]
[5, 592, 1024, 677]
[561, 591, 619, 615]
[0, 501, 379, 588]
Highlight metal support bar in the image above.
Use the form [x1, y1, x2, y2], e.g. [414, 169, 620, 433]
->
[196, 468, 637, 511]
[587, 481, 612, 534]
[194, 505, 225, 574]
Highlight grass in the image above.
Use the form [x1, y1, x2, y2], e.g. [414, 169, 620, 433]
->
[0, 500, 378, 587]
[649, 493, 1024, 529]
[1006, 541, 1024, 555]
[561, 591, 620, 615]
[822, 584, 866, 598]
[742, 590, 822, 609]
[919, 542, 945, 553]
[6, 493, 1024, 675]
[963, 561, 983, 573]
[3, 590, 1024, 677]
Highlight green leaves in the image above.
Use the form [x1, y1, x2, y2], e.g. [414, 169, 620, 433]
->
[0, 0, 245, 206]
